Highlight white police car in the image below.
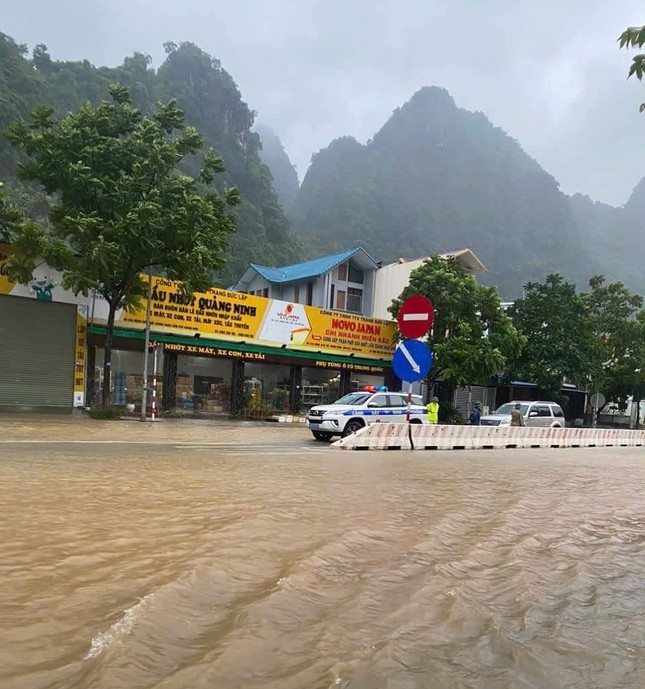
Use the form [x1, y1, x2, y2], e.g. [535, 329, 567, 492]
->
[307, 390, 428, 441]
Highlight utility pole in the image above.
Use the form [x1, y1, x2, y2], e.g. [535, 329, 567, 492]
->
[140, 266, 153, 422]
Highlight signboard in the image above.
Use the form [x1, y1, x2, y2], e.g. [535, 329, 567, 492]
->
[120, 274, 397, 360]
[0, 248, 397, 361]
[392, 339, 433, 382]
[73, 305, 88, 407]
[590, 392, 605, 409]
[157, 341, 385, 372]
[0, 243, 66, 302]
[397, 294, 434, 339]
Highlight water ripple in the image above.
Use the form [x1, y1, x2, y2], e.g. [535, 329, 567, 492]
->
[2, 439, 645, 688]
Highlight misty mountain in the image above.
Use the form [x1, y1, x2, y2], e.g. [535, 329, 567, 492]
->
[290, 86, 628, 298]
[0, 32, 300, 287]
[255, 125, 299, 212]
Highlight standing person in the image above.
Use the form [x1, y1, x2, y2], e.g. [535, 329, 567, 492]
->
[510, 402, 526, 427]
[469, 401, 482, 425]
[426, 396, 440, 424]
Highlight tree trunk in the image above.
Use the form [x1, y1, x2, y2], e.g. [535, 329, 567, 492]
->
[425, 371, 442, 403]
[636, 391, 641, 428]
[102, 302, 116, 406]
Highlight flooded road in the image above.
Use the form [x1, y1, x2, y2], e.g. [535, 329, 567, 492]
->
[2, 418, 645, 688]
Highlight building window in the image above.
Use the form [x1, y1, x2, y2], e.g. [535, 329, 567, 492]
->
[348, 263, 364, 284]
[347, 287, 363, 313]
[294, 286, 300, 303]
[330, 284, 335, 309]
[306, 281, 313, 306]
[338, 263, 347, 281]
[262, 288, 269, 298]
[336, 290, 346, 310]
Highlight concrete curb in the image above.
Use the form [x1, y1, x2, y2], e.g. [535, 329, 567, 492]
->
[332, 423, 645, 451]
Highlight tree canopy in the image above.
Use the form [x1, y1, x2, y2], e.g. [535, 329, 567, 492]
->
[508, 275, 595, 397]
[618, 25, 645, 110]
[3, 85, 239, 404]
[389, 255, 524, 390]
[581, 276, 645, 414]
[0, 33, 301, 286]
[0, 181, 33, 242]
[508, 273, 645, 410]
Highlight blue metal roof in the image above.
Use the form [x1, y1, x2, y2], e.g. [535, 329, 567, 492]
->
[250, 247, 374, 284]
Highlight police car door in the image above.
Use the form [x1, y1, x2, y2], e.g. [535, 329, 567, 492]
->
[366, 394, 389, 422]
[388, 394, 409, 423]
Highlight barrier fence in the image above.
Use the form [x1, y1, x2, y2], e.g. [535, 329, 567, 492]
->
[333, 423, 645, 451]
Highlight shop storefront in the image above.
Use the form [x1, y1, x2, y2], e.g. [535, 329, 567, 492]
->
[84, 273, 397, 416]
[1, 245, 89, 412]
[88, 325, 390, 417]
[1, 246, 397, 415]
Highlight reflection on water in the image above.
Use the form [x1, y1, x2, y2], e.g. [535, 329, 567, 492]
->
[2, 432, 645, 688]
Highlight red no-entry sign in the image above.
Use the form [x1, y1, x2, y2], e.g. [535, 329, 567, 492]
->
[397, 295, 434, 339]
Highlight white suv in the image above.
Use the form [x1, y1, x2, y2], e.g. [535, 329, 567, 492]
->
[480, 401, 565, 428]
[307, 391, 428, 441]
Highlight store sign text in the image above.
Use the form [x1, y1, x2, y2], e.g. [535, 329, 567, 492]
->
[314, 360, 384, 373]
[121, 274, 397, 360]
[161, 342, 266, 360]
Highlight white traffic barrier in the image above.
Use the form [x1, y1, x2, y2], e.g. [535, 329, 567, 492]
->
[332, 423, 645, 451]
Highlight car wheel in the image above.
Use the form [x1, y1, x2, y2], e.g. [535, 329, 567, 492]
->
[343, 420, 365, 437]
[312, 431, 333, 442]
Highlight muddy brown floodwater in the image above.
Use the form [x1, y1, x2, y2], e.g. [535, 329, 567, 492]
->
[2, 418, 645, 688]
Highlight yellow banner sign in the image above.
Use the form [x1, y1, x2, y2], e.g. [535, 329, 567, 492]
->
[303, 307, 396, 358]
[74, 306, 88, 406]
[121, 275, 397, 360]
[121, 276, 270, 340]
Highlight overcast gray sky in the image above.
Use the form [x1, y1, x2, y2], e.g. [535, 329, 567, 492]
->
[3, 0, 645, 205]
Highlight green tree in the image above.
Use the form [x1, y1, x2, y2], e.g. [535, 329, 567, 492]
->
[597, 315, 645, 423]
[0, 181, 33, 240]
[3, 85, 240, 405]
[581, 275, 643, 410]
[509, 274, 595, 397]
[388, 255, 524, 392]
[618, 25, 645, 110]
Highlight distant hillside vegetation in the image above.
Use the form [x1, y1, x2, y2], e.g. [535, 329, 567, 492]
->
[290, 86, 644, 298]
[3, 31, 642, 298]
[255, 125, 299, 212]
[0, 33, 301, 286]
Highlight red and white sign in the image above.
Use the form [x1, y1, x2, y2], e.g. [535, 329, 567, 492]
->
[397, 295, 434, 339]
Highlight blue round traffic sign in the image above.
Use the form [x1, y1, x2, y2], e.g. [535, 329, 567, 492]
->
[392, 339, 433, 382]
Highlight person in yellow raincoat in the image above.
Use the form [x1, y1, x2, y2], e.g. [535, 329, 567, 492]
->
[426, 396, 439, 424]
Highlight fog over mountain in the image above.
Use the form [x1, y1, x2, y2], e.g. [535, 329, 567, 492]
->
[255, 125, 300, 213]
[3, 0, 645, 206]
[2, 2, 645, 298]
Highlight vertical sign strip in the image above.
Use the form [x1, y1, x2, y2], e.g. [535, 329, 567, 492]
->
[74, 305, 88, 407]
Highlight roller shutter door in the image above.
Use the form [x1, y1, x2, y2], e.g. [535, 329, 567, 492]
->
[0, 295, 76, 409]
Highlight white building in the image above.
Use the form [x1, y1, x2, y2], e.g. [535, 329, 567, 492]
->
[371, 249, 487, 320]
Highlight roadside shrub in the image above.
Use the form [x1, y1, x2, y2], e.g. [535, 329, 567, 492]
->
[270, 388, 289, 411]
[88, 405, 124, 420]
[440, 401, 465, 424]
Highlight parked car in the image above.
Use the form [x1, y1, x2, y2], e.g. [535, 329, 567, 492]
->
[307, 391, 428, 441]
[480, 401, 565, 428]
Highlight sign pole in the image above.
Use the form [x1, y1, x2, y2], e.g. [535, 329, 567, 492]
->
[151, 343, 159, 421]
[393, 295, 435, 451]
[406, 381, 414, 450]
